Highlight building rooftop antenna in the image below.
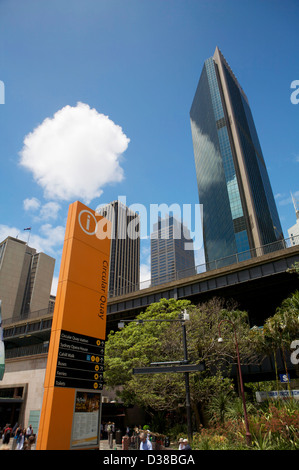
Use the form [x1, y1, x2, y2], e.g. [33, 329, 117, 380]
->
[291, 192, 299, 220]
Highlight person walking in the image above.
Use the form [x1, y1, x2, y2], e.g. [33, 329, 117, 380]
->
[183, 438, 192, 450]
[12, 424, 20, 450]
[26, 424, 33, 440]
[178, 437, 185, 450]
[2, 424, 12, 445]
[16, 427, 25, 450]
[107, 422, 113, 449]
[139, 432, 152, 450]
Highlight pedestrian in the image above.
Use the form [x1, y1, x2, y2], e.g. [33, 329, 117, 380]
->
[26, 424, 33, 439]
[178, 437, 184, 450]
[12, 423, 19, 450]
[16, 427, 25, 450]
[107, 422, 113, 449]
[2, 424, 12, 445]
[183, 438, 192, 450]
[139, 432, 152, 450]
[22, 435, 35, 450]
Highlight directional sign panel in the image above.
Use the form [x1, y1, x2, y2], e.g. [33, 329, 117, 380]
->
[54, 330, 105, 391]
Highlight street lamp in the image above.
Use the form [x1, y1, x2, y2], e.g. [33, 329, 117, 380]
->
[180, 310, 192, 442]
[218, 319, 251, 446]
[118, 309, 193, 441]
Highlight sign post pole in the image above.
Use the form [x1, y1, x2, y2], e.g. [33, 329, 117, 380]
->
[36, 201, 111, 450]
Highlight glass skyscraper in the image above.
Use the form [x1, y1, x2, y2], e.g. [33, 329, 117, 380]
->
[190, 47, 283, 268]
[151, 216, 195, 286]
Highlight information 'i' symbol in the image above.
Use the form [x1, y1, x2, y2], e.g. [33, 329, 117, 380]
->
[86, 214, 91, 231]
[78, 210, 98, 236]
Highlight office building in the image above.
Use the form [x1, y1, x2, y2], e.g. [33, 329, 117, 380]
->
[97, 200, 140, 296]
[151, 215, 195, 286]
[0, 236, 55, 322]
[190, 47, 283, 268]
[0, 235, 55, 429]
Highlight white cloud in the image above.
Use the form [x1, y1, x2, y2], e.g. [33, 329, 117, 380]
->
[0, 224, 64, 257]
[274, 191, 299, 207]
[31, 224, 65, 254]
[39, 202, 61, 220]
[51, 276, 59, 296]
[24, 198, 61, 221]
[0, 225, 23, 243]
[19, 102, 130, 203]
[140, 263, 151, 289]
[23, 197, 41, 212]
[140, 239, 151, 288]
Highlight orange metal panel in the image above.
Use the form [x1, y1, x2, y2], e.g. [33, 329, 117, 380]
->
[36, 387, 75, 450]
[36, 201, 111, 450]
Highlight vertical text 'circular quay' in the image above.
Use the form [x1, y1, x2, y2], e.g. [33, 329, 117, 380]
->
[0, 3, 299, 454]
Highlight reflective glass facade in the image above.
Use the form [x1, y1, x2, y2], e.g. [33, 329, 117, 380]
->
[190, 48, 283, 267]
[151, 216, 195, 286]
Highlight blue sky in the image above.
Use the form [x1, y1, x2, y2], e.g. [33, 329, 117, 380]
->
[0, 0, 298, 295]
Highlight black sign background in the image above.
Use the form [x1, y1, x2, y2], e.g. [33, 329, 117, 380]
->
[55, 329, 105, 391]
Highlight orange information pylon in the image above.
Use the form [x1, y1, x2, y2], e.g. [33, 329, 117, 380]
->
[36, 201, 111, 450]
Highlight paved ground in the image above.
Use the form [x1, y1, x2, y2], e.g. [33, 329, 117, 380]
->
[3, 438, 129, 451]
[3, 437, 172, 451]
[99, 439, 123, 450]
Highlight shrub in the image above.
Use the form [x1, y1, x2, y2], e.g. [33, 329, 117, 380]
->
[192, 400, 299, 450]
[247, 401, 299, 450]
[192, 421, 247, 450]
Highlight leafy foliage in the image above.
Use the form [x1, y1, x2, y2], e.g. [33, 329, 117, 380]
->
[192, 399, 299, 450]
[103, 290, 299, 449]
[104, 297, 260, 414]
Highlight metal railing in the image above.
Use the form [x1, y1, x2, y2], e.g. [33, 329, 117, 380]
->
[2, 307, 53, 327]
[5, 342, 49, 359]
[108, 234, 299, 298]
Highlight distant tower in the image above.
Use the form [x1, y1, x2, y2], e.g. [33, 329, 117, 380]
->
[151, 215, 195, 286]
[0, 236, 55, 322]
[190, 47, 283, 268]
[97, 200, 140, 296]
[291, 192, 299, 220]
[288, 192, 299, 246]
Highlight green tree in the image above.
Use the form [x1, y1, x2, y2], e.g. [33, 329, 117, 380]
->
[263, 291, 299, 395]
[286, 261, 299, 276]
[104, 297, 260, 429]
